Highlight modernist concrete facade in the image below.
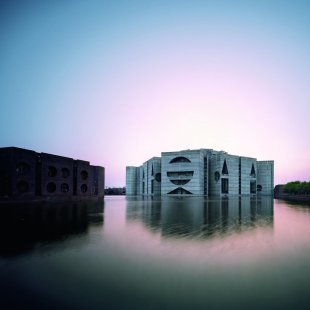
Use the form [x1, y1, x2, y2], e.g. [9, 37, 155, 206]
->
[126, 149, 274, 197]
[0, 147, 105, 202]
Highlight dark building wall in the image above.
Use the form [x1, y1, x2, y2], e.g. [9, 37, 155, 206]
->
[0, 148, 12, 197]
[0, 147, 105, 201]
[74, 160, 91, 197]
[12, 148, 37, 198]
[91, 166, 105, 198]
[0, 148, 37, 198]
[40, 153, 74, 197]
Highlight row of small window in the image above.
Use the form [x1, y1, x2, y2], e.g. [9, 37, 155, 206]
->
[16, 180, 88, 194]
[47, 167, 88, 180]
[46, 182, 88, 193]
[15, 162, 88, 180]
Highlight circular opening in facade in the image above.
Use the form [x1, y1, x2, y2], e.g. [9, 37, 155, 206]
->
[257, 184, 262, 192]
[60, 183, 69, 193]
[61, 168, 70, 178]
[16, 162, 30, 176]
[81, 170, 88, 180]
[48, 166, 57, 177]
[81, 184, 88, 193]
[155, 173, 161, 182]
[47, 182, 56, 193]
[17, 180, 29, 193]
[214, 171, 220, 182]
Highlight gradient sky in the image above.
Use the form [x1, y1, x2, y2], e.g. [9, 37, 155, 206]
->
[0, 0, 309, 186]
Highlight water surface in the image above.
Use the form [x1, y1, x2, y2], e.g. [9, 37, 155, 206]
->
[0, 197, 309, 310]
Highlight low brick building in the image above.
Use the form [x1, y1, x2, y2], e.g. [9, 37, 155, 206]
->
[0, 147, 104, 202]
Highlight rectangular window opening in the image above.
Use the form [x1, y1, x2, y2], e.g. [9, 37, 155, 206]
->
[250, 181, 256, 194]
[221, 178, 229, 194]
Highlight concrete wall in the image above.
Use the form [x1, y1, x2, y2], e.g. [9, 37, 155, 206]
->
[125, 148, 274, 197]
[225, 154, 240, 196]
[138, 166, 143, 195]
[150, 157, 161, 196]
[209, 152, 222, 196]
[257, 161, 274, 195]
[240, 157, 257, 195]
[161, 150, 204, 195]
[209, 152, 240, 197]
[137, 157, 162, 196]
[126, 166, 138, 195]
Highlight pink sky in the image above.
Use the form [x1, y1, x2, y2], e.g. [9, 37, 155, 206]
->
[0, 1, 309, 186]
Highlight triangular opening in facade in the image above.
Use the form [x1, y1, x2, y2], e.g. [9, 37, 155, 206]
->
[167, 187, 193, 195]
[222, 159, 228, 175]
[250, 163, 256, 177]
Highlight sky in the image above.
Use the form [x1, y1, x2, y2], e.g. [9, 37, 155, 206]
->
[0, 0, 309, 187]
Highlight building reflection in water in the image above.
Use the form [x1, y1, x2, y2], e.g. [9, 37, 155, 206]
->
[126, 197, 273, 239]
[0, 200, 104, 256]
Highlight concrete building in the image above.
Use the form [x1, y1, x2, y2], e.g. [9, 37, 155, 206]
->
[0, 147, 105, 202]
[126, 149, 273, 197]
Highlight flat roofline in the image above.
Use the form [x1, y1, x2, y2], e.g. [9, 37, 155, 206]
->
[0, 146, 103, 166]
[145, 156, 161, 162]
[162, 149, 202, 155]
[41, 152, 74, 161]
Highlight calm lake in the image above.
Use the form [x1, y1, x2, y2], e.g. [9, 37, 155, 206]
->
[0, 196, 310, 310]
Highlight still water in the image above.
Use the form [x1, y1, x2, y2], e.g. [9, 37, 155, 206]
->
[0, 197, 310, 310]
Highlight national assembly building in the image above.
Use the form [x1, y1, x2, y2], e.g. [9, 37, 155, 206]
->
[126, 149, 273, 197]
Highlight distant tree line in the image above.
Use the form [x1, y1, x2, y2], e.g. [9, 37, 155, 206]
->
[283, 181, 310, 195]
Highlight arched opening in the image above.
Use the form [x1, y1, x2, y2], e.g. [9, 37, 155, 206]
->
[169, 157, 191, 163]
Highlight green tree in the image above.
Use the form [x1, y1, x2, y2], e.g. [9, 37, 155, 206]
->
[283, 181, 310, 195]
